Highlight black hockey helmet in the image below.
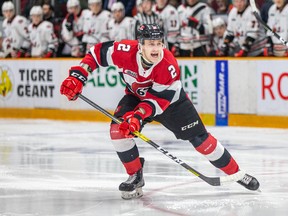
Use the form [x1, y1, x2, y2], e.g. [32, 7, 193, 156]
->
[137, 23, 164, 44]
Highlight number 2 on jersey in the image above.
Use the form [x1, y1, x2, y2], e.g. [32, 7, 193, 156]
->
[117, 44, 131, 52]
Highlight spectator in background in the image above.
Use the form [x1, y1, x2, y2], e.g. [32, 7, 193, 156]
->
[61, 0, 90, 57]
[266, 0, 288, 56]
[208, 17, 226, 56]
[27, 6, 58, 58]
[219, 0, 267, 57]
[108, 2, 136, 41]
[82, 0, 111, 52]
[209, 0, 232, 14]
[153, 0, 180, 51]
[0, 1, 30, 58]
[42, 2, 54, 23]
[177, 0, 214, 57]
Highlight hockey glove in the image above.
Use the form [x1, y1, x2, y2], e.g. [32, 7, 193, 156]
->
[188, 16, 199, 29]
[218, 43, 229, 56]
[234, 49, 248, 57]
[60, 66, 88, 100]
[119, 111, 143, 138]
[119, 103, 153, 138]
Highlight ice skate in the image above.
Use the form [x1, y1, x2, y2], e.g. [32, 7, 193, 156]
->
[119, 158, 145, 200]
[237, 173, 260, 191]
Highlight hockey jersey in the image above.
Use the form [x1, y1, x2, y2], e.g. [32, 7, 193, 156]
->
[267, 3, 288, 56]
[1, 15, 30, 57]
[108, 17, 136, 41]
[152, 4, 180, 48]
[81, 40, 183, 116]
[28, 21, 58, 57]
[226, 5, 266, 56]
[82, 10, 111, 46]
[178, 2, 214, 50]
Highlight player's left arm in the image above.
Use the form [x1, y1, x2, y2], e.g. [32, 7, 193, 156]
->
[235, 10, 259, 57]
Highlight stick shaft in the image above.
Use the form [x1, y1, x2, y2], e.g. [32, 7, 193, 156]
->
[78, 94, 222, 186]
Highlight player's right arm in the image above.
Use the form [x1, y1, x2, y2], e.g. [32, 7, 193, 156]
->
[60, 41, 115, 100]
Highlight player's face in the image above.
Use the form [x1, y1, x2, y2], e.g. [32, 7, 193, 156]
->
[142, 0, 153, 13]
[233, 0, 247, 12]
[273, 0, 285, 8]
[67, 6, 79, 14]
[186, 0, 198, 6]
[214, 25, 225, 37]
[142, 39, 164, 63]
[31, 14, 42, 25]
[89, 3, 102, 13]
[2, 9, 15, 20]
[156, 0, 168, 8]
[112, 9, 124, 22]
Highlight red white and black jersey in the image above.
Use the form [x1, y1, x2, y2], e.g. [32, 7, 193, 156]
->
[81, 40, 184, 116]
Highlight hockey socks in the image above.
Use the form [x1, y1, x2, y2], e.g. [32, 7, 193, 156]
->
[190, 133, 239, 175]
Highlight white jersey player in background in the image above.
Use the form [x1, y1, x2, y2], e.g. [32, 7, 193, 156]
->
[208, 17, 227, 56]
[153, 0, 180, 51]
[28, 6, 58, 58]
[61, 0, 90, 57]
[266, 0, 288, 56]
[177, 0, 214, 57]
[82, 0, 111, 53]
[219, 0, 267, 57]
[107, 2, 136, 41]
[0, 1, 30, 58]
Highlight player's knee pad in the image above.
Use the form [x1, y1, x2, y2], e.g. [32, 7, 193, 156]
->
[110, 123, 136, 152]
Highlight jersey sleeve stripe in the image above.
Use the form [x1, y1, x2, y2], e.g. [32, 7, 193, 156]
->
[100, 41, 114, 67]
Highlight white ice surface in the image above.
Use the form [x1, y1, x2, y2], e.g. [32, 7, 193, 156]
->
[0, 119, 288, 216]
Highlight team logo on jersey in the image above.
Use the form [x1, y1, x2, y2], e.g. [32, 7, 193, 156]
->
[0, 65, 13, 100]
[124, 70, 138, 79]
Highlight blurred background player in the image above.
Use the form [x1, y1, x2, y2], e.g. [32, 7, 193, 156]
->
[108, 2, 136, 41]
[61, 0, 89, 57]
[1, 1, 30, 58]
[177, 0, 214, 57]
[208, 17, 226, 56]
[103, 0, 136, 17]
[153, 0, 180, 51]
[27, 5, 58, 58]
[266, 0, 288, 56]
[219, 0, 267, 57]
[82, 0, 111, 53]
[134, 0, 159, 39]
[134, 0, 159, 25]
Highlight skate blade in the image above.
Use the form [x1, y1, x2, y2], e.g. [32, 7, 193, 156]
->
[121, 187, 143, 200]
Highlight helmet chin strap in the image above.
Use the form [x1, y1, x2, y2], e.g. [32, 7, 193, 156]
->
[138, 43, 154, 69]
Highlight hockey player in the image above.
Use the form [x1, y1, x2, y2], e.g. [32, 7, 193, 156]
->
[219, 0, 267, 57]
[27, 6, 58, 58]
[208, 17, 227, 56]
[177, 0, 214, 56]
[61, 0, 90, 57]
[82, 0, 111, 53]
[266, 0, 288, 56]
[60, 24, 260, 199]
[1, 1, 30, 58]
[152, 0, 180, 51]
[107, 2, 136, 41]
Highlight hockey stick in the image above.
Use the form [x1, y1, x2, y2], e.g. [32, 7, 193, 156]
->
[78, 94, 244, 186]
[249, 0, 288, 46]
